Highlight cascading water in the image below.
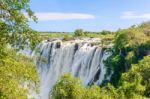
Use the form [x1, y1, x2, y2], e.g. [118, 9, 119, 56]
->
[32, 38, 111, 99]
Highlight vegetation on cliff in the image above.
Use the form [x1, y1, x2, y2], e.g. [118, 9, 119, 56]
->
[51, 22, 150, 99]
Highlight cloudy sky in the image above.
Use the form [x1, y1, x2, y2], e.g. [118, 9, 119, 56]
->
[28, 0, 150, 32]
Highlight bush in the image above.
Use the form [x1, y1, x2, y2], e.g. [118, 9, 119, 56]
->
[101, 30, 111, 35]
[74, 29, 84, 36]
[0, 49, 38, 99]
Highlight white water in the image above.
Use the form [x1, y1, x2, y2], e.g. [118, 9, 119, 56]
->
[31, 38, 111, 99]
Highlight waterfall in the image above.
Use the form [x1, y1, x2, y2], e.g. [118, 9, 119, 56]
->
[33, 38, 111, 99]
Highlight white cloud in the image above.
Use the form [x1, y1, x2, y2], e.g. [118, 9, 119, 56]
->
[121, 11, 150, 20]
[31, 12, 95, 21]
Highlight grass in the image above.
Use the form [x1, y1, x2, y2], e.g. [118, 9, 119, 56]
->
[38, 32, 115, 44]
[38, 32, 73, 40]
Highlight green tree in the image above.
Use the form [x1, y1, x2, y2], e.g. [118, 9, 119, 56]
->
[50, 74, 85, 99]
[114, 28, 148, 50]
[138, 55, 150, 97]
[105, 23, 150, 86]
[0, 0, 39, 98]
[101, 30, 111, 35]
[118, 65, 146, 98]
[63, 34, 70, 41]
[74, 29, 84, 36]
[139, 21, 150, 36]
[117, 56, 150, 98]
[0, 0, 39, 50]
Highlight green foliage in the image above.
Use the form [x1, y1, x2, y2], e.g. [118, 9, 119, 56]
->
[139, 21, 150, 36]
[104, 54, 125, 86]
[74, 29, 85, 36]
[0, 48, 38, 99]
[38, 30, 114, 44]
[117, 55, 150, 98]
[101, 30, 111, 35]
[119, 65, 146, 98]
[138, 55, 150, 97]
[0, 0, 39, 98]
[125, 51, 135, 63]
[38, 32, 73, 41]
[63, 34, 73, 41]
[0, 0, 39, 49]
[50, 74, 85, 99]
[51, 74, 119, 99]
[114, 28, 148, 50]
[105, 22, 150, 86]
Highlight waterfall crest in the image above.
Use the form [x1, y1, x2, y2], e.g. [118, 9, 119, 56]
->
[33, 38, 110, 99]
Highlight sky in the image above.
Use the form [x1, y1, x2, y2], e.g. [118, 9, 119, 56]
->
[28, 0, 150, 32]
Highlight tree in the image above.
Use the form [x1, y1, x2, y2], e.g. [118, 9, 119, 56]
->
[114, 28, 148, 50]
[139, 21, 150, 36]
[101, 30, 111, 35]
[0, 0, 39, 98]
[74, 29, 84, 36]
[138, 55, 150, 97]
[117, 55, 150, 98]
[0, 0, 39, 50]
[118, 65, 146, 98]
[50, 74, 85, 99]
[105, 23, 150, 86]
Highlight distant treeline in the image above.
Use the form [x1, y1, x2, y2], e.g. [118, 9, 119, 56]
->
[38, 29, 113, 35]
[39, 31, 73, 33]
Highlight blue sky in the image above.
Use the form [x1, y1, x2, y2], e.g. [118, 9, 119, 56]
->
[28, 0, 150, 32]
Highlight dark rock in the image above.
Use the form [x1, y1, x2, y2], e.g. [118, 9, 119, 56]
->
[56, 42, 61, 49]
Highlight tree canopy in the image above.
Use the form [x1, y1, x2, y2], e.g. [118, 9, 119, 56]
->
[0, 0, 39, 98]
[0, 0, 38, 50]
